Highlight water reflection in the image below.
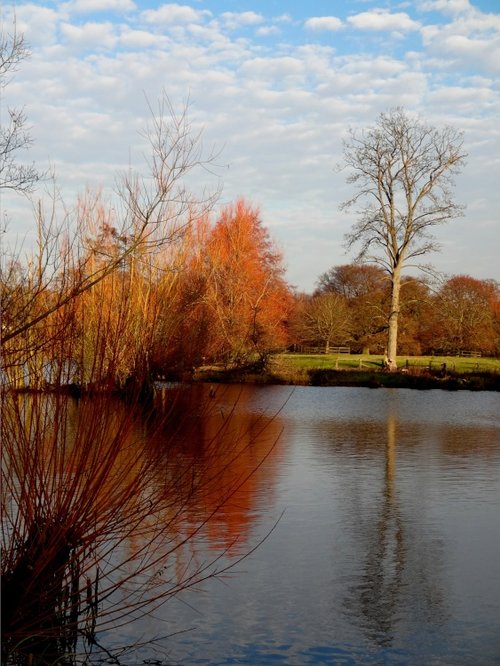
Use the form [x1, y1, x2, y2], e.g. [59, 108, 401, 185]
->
[143, 387, 500, 664]
[140, 387, 500, 666]
[4, 386, 499, 664]
[154, 384, 285, 556]
[1, 386, 285, 664]
[343, 409, 407, 647]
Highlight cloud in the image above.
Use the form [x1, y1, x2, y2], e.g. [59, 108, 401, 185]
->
[64, 0, 136, 13]
[418, 0, 472, 15]
[220, 11, 263, 30]
[429, 85, 494, 108]
[421, 8, 500, 74]
[443, 34, 500, 68]
[119, 27, 166, 49]
[5, 4, 60, 46]
[256, 26, 281, 37]
[141, 4, 210, 25]
[304, 16, 343, 32]
[240, 56, 305, 85]
[347, 9, 420, 32]
[3, 0, 500, 290]
[60, 21, 117, 49]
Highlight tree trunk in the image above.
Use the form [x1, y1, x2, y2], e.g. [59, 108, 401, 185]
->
[386, 268, 402, 371]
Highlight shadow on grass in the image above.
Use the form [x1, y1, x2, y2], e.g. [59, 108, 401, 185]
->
[307, 369, 500, 391]
[195, 365, 500, 391]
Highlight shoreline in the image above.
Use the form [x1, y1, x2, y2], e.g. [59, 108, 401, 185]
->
[193, 366, 500, 391]
[5, 366, 500, 395]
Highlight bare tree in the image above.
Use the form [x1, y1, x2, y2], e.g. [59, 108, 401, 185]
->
[341, 107, 466, 370]
[1, 94, 219, 352]
[0, 19, 40, 193]
[296, 292, 351, 353]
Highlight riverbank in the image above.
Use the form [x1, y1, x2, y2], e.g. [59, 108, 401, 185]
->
[194, 354, 500, 391]
[7, 355, 500, 395]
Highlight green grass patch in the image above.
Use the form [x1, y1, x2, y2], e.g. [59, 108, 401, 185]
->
[194, 353, 500, 390]
[271, 353, 500, 375]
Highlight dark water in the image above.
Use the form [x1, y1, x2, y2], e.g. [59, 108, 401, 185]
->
[97, 385, 500, 666]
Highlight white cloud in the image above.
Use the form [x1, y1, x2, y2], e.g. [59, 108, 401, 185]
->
[141, 4, 210, 25]
[64, 0, 136, 14]
[418, 0, 472, 15]
[340, 55, 407, 76]
[443, 34, 500, 67]
[119, 27, 166, 49]
[304, 16, 343, 32]
[429, 85, 494, 108]
[60, 21, 117, 49]
[5, 4, 59, 46]
[421, 8, 500, 74]
[240, 56, 305, 84]
[347, 9, 420, 32]
[256, 26, 281, 37]
[220, 11, 263, 30]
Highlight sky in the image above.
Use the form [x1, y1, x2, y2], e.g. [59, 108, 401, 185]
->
[1, 0, 499, 292]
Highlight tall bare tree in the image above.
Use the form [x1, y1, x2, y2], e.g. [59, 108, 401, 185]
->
[341, 107, 466, 370]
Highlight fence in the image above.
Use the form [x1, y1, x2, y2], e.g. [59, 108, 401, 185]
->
[292, 345, 351, 354]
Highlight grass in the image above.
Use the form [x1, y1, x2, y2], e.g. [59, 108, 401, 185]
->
[264, 353, 500, 391]
[195, 353, 500, 391]
[272, 353, 500, 374]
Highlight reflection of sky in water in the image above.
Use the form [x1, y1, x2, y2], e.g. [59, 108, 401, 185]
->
[114, 386, 500, 664]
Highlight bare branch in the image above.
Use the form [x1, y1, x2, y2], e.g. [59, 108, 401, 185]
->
[0, 19, 42, 194]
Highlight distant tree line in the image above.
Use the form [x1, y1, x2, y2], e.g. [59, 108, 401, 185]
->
[290, 264, 500, 357]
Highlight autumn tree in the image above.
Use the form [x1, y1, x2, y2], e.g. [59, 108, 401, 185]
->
[183, 199, 292, 367]
[316, 264, 389, 353]
[341, 107, 466, 369]
[428, 275, 498, 355]
[1, 96, 217, 388]
[396, 277, 432, 355]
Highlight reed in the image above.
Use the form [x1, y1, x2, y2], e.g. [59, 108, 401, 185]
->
[1, 257, 279, 663]
[1, 377, 281, 664]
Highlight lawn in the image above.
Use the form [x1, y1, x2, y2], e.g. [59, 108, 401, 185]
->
[195, 352, 499, 390]
[271, 353, 500, 375]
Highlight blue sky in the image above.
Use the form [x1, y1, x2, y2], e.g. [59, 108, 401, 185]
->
[2, 0, 499, 290]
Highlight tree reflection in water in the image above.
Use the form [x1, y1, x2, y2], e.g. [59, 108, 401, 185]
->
[345, 410, 405, 646]
[1, 384, 283, 664]
[343, 398, 447, 648]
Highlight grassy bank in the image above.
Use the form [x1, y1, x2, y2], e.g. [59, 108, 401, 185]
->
[194, 353, 500, 391]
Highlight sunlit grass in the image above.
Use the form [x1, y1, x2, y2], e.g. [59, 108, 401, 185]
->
[271, 353, 500, 375]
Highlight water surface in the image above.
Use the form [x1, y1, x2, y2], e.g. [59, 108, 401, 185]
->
[110, 386, 500, 665]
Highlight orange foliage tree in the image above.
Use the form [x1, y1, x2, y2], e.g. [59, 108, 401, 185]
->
[423, 275, 499, 355]
[396, 277, 432, 355]
[175, 199, 292, 368]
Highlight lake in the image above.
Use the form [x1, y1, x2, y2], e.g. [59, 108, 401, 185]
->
[100, 385, 500, 665]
